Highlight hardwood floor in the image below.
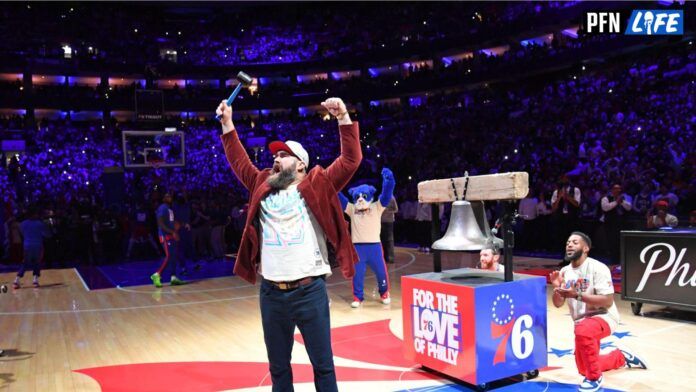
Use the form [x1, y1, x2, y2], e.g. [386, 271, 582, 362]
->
[1, 248, 694, 391]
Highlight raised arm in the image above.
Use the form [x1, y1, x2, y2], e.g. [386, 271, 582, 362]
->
[322, 98, 363, 191]
[378, 168, 395, 207]
[217, 100, 260, 190]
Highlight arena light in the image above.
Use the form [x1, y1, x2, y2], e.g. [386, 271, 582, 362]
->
[62, 45, 72, 58]
[562, 26, 579, 39]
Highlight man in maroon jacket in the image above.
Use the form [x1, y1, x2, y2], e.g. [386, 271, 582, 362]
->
[217, 97, 361, 392]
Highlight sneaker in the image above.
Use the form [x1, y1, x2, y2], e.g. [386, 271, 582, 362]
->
[170, 276, 186, 286]
[621, 349, 648, 369]
[13, 281, 20, 290]
[350, 297, 362, 308]
[32, 281, 40, 288]
[579, 375, 603, 392]
[380, 292, 391, 305]
[150, 273, 162, 288]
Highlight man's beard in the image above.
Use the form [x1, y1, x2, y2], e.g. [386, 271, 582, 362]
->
[267, 164, 297, 191]
[564, 249, 583, 263]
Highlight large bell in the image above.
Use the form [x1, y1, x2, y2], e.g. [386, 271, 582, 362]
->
[470, 201, 504, 250]
[432, 200, 502, 251]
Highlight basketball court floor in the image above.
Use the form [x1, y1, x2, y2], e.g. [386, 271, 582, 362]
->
[1, 247, 694, 391]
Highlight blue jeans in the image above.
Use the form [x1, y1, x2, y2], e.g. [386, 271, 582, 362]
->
[260, 277, 337, 392]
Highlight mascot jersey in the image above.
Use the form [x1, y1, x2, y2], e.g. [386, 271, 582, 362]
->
[345, 202, 385, 243]
[339, 168, 395, 303]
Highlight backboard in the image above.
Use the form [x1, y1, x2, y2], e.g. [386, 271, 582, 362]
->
[122, 130, 185, 168]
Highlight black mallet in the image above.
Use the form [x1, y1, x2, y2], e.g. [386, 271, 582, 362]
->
[216, 71, 253, 120]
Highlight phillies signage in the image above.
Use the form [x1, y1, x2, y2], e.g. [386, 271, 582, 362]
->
[622, 231, 696, 309]
[402, 271, 547, 385]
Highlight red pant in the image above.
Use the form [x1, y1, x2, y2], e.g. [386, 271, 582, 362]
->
[574, 316, 626, 380]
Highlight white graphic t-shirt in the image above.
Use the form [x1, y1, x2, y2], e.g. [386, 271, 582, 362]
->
[259, 185, 330, 281]
[560, 257, 620, 331]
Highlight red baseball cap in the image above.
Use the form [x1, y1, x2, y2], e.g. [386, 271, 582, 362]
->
[269, 140, 309, 166]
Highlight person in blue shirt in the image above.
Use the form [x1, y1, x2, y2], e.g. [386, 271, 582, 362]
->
[150, 193, 186, 287]
[13, 207, 51, 289]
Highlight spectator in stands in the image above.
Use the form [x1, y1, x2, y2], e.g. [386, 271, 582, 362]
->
[646, 200, 678, 229]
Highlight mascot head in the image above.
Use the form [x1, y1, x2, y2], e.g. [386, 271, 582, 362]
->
[348, 184, 377, 211]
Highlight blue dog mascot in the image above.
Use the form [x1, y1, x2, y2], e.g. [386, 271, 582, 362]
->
[338, 168, 396, 307]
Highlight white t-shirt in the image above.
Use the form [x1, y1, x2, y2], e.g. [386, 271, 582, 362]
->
[259, 185, 331, 281]
[649, 214, 678, 228]
[560, 257, 620, 331]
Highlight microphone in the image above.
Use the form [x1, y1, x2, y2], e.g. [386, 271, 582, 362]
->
[491, 220, 502, 236]
[491, 213, 526, 235]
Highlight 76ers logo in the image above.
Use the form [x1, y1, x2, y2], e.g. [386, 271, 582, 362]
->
[490, 294, 534, 365]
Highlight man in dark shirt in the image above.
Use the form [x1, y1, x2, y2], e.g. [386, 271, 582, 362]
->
[380, 196, 398, 264]
[150, 193, 185, 287]
[13, 208, 51, 289]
